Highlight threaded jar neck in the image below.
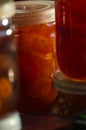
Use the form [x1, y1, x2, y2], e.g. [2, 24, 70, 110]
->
[13, 1, 55, 26]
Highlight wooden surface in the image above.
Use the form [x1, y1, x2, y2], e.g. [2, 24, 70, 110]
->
[21, 114, 72, 130]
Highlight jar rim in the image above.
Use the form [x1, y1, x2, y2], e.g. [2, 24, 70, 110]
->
[13, 1, 55, 25]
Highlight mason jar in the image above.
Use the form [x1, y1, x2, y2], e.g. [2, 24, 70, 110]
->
[13, 1, 58, 115]
[53, 0, 86, 120]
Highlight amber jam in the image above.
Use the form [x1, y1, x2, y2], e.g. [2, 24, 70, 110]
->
[13, 1, 58, 114]
[55, 0, 86, 81]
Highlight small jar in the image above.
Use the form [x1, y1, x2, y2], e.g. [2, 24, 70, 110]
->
[0, 0, 20, 118]
[13, 1, 58, 115]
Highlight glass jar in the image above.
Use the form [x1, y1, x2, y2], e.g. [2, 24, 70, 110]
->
[13, 1, 58, 115]
[0, 0, 20, 119]
[55, 0, 86, 81]
[53, 0, 86, 119]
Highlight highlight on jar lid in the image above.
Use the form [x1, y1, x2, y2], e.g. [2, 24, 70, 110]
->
[13, 1, 55, 25]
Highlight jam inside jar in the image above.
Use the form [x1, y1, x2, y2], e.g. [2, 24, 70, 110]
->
[13, 1, 58, 115]
[55, 0, 86, 81]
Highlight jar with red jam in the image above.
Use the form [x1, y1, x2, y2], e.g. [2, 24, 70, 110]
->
[13, 1, 58, 115]
[53, 0, 86, 119]
[55, 0, 86, 82]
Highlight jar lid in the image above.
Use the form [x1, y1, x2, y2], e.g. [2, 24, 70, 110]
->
[54, 70, 86, 95]
[13, 1, 55, 25]
[0, 112, 22, 130]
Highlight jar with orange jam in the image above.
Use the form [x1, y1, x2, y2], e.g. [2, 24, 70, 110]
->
[13, 1, 58, 115]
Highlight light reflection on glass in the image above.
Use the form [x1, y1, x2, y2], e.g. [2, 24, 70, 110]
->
[8, 68, 15, 83]
[6, 29, 13, 36]
[62, 6, 66, 25]
[2, 18, 9, 26]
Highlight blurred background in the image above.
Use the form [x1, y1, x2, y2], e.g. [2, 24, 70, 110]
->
[14, 0, 53, 1]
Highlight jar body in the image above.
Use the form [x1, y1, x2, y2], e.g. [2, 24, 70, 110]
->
[55, 0, 86, 81]
[13, 1, 58, 115]
[16, 21, 58, 114]
[0, 18, 19, 118]
[54, 0, 86, 119]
